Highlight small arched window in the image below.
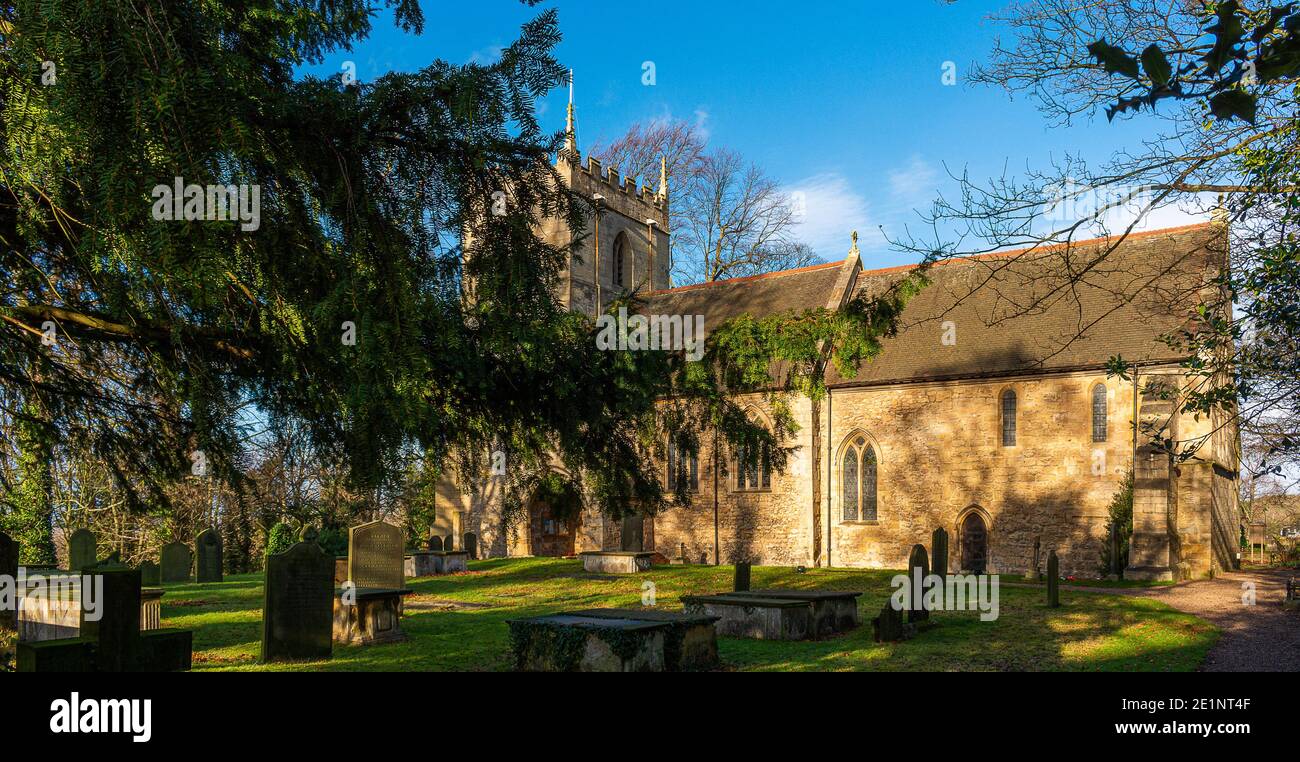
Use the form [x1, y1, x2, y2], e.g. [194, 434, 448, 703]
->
[1091, 384, 1108, 442]
[1001, 389, 1017, 447]
[613, 233, 629, 287]
[841, 435, 878, 522]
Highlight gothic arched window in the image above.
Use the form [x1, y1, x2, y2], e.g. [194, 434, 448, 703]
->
[1001, 389, 1017, 447]
[841, 435, 878, 522]
[1091, 384, 1108, 442]
[736, 437, 770, 491]
[667, 438, 698, 492]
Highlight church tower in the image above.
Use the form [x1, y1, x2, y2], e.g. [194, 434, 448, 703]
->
[548, 74, 672, 316]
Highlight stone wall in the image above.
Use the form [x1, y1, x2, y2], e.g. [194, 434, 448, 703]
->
[827, 370, 1142, 577]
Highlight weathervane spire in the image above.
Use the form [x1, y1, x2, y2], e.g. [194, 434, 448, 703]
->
[563, 69, 578, 159]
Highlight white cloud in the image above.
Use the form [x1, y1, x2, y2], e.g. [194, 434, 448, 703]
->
[466, 45, 503, 66]
[693, 107, 712, 142]
[784, 173, 879, 259]
[887, 155, 939, 206]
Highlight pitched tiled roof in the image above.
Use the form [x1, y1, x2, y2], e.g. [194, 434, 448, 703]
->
[828, 222, 1225, 387]
[635, 260, 848, 329]
[632, 223, 1225, 388]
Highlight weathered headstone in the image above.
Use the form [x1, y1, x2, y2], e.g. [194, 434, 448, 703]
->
[348, 521, 404, 590]
[427, 535, 443, 551]
[18, 565, 192, 672]
[872, 601, 907, 642]
[1026, 537, 1041, 581]
[733, 561, 751, 592]
[67, 528, 97, 571]
[262, 541, 334, 663]
[1047, 550, 1060, 608]
[443, 534, 455, 552]
[299, 525, 319, 544]
[160, 541, 192, 583]
[139, 560, 161, 587]
[195, 528, 223, 583]
[463, 532, 478, 560]
[907, 543, 930, 623]
[0, 531, 16, 633]
[932, 527, 949, 585]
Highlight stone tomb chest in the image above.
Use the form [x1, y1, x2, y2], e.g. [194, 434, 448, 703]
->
[508, 608, 721, 672]
[579, 551, 654, 574]
[681, 588, 863, 641]
[404, 550, 469, 578]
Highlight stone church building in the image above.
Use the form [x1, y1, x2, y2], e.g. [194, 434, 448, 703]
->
[434, 100, 1239, 581]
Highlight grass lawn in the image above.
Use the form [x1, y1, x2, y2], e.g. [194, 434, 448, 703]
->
[165, 558, 1218, 672]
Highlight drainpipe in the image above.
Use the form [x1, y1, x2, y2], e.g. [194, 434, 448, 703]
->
[713, 428, 720, 565]
[826, 388, 833, 568]
[592, 194, 604, 314]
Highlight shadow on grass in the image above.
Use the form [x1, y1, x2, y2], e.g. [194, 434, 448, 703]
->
[164, 560, 1217, 672]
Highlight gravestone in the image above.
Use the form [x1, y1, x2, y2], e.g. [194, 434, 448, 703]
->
[0, 531, 16, 633]
[872, 601, 909, 642]
[427, 535, 443, 551]
[907, 544, 930, 623]
[733, 562, 751, 592]
[262, 541, 334, 663]
[348, 521, 404, 590]
[67, 528, 97, 571]
[195, 528, 223, 583]
[463, 532, 478, 560]
[1047, 550, 1060, 608]
[443, 534, 454, 552]
[299, 525, 319, 544]
[1026, 537, 1041, 581]
[160, 541, 192, 583]
[932, 527, 949, 585]
[18, 565, 192, 672]
[139, 560, 161, 587]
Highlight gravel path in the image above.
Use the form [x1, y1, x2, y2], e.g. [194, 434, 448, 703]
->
[1140, 569, 1300, 672]
[1051, 569, 1300, 672]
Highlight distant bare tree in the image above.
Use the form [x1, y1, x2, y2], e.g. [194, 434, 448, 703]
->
[592, 121, 817, 285]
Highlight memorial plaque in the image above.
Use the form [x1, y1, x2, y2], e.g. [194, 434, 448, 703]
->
[261, 541, 333, 663]
[68, 528, 97, 571]
[195, 528, 223, 583]
[160, 541, 192, 583]
[347, 521, 404, 590]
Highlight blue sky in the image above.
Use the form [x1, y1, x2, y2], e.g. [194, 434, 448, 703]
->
[305, 0, 1203, 269]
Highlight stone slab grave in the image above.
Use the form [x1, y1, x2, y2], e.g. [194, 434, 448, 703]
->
[404, 550, 468, 578]
[195, 528, 223, 583]
[18, 572, 166, 642]
[681, 585, 864, 640]
[508, 609, 721, 672]
[16, 566, 191, 672]
[160, 541, 192, 583]
[580, 550, 654, 574]
[67, 528, 97, 571]
[0, 531, 16, 634]
[262, 541, 334, 663]
[566, 609, 721, 670]
[335, 521, 413, 646]
[681, 593, 814, 640]
[743, 589, 861, 637]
